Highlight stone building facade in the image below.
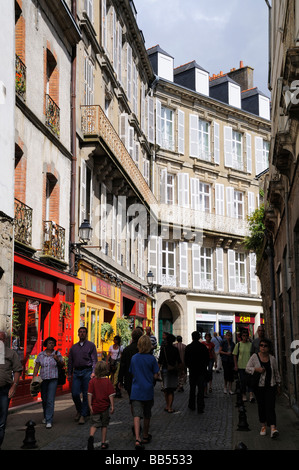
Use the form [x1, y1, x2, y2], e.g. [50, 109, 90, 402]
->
[146, 46, 271, 344]
[261, 0, 299, 412]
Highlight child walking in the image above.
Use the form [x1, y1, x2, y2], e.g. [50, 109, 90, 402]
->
[87, 361, 115, 450]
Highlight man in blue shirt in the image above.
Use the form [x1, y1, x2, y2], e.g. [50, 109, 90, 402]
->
[129, 335, 159, 450]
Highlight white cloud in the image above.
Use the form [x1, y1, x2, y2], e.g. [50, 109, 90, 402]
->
[134, 0, 270, 96]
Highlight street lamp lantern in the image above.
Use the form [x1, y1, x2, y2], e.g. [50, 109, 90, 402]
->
[147, 270, 154, 286]
[79, 219, 93, 244]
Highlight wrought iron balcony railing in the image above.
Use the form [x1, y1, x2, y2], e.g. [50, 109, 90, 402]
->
[43, 221, 65, 261]
[45, 94, 60, 137]
[81, 105, 158, 210]
[14, 198, 33, 246]
[15, 54, 26, 100]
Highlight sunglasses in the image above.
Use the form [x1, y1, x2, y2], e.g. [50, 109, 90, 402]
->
[259, 344, 268, 348]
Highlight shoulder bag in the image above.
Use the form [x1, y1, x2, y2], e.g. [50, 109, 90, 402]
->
[246, 353, 263, 389]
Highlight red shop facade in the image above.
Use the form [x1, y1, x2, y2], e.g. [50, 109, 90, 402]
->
[121, 283, 147, 329]
[11, 254, 81, 407]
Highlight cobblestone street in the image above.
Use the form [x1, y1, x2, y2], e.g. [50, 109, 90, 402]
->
[41, 371, 232, 451]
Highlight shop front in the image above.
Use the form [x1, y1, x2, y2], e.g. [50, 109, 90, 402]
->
[121, 283, 148, 330]
[12, 254, 81, 406]
[74, 264, 121, 357]
[235, 314, 256, 339]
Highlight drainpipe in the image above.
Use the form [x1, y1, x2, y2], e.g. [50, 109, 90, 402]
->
[265, 0, 272, 91]
[265, 235, 278, 360]
[70, 0, 77, 275]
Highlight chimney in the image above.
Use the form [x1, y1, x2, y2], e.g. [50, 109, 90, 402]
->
[227, 61, 254, 91]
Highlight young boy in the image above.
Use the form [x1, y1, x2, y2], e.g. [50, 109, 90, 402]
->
[87, 361, 115, 450]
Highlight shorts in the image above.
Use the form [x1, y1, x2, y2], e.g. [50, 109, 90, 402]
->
[90, 408, 110, 428]
[131, 400, 154, 419]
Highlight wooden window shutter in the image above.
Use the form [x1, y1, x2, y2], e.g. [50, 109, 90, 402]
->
[215, 183, 224, 216]
[178, 110, 185, 154]
[189, 114, 199, 158]
[216, 247, 224, 291]
[214, 122, 220, 164]
[246, 133, 252, 174]
[179, 242, 188, 288]
[228, 249, 236, 292]
[224, 126, 233, 167]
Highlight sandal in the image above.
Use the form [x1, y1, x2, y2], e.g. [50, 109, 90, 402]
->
[101, 442, 109, 449]
[167, 409, 175, 413]
[141, 434, 152, 444]
[135, 439, 144, 450]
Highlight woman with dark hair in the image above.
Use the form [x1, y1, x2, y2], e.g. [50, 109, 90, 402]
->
[246, 338, 281, 438]
[158, 334, 181, 413]
[107, 335, 123, 397]
[33, 337, 64, 428]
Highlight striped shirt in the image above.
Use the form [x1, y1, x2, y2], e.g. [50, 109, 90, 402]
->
[35, 350, 63, 380]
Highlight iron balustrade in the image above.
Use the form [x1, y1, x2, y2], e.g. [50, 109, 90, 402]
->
[14, 198, 33, 246]
[45, 94, 60, 137]
[15, 54, 26, 100]
[43, 221, 65, 261]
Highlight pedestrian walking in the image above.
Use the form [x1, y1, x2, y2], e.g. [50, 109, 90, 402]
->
[145, 326, 157, 354]
[33, 337, 64, 428]
[246, 338, 281, 438]
[174, 336, 186, 392]
[184, 331, 209, 414]
[158, 333, 181, 413]
[87, 361, 115, 450]
[129, 335, 160, 450]
[107, 335, 123, 397]
[203, 333, 216, 394]
[118, 328, 143, 434]
[211, 332, 223, 372]
[68, 327, 98, 424]
[233, 329, 254, 402]
[250, 325, 266, 355]
[0, 331, 22, 449]
[219, 331, 235, 394]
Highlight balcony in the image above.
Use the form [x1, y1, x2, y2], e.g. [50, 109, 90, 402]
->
[43, 221, 65, 261]
[14, 198, 32, 246]
[81, 105, 157, 211]
[45, 94, 60, 137]
[15, 54, 26, 100]
[159, 203, 249, 238]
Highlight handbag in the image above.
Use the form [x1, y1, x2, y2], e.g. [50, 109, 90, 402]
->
[56, 356, 66, 385]
[246, 353, 262, 388]
[164, 347, 179, 374]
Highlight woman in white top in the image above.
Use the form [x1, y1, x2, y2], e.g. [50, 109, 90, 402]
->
[107, 335, 123, 396]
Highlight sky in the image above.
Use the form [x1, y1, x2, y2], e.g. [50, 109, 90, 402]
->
[134, 0, 270, 97]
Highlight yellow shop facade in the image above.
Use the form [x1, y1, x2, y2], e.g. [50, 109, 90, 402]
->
[74, 261, 121, 357]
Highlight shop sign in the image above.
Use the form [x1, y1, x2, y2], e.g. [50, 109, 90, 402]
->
[96, 278, 113, 299]
[236, 315, 255, 323]
[14, 269, 54, 297]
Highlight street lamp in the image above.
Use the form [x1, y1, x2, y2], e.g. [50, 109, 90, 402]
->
[78, 219, 93, 245]
[70, 219, 93, 275]
[147, 270, 155, 294]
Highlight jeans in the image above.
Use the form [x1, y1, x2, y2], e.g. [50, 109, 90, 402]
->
[0, 385, 10, 448]
[71, 368, 92, 417]
[188, 374, 205, 412]
[41, 379, 58, 424]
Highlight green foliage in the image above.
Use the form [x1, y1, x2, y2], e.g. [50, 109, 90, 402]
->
[101, 322, 114, 342]
[116, 317, 132, 347]
[244, 204, 266, 259]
